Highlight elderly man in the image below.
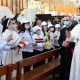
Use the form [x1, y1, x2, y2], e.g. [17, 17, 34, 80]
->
[59, 16, 75, 80]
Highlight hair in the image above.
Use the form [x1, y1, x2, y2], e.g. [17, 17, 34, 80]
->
[15, 21, 21, 29]
[8, 18, 15, 25]
[49, 27, 55, 33]
[13, 13, 19, 20]
[66, 27, 71, 32]
[32, 20, 37, 27]
[2, 18, 14, 32]
[4, 16, 6, 19]
[42, 25, 48, 36]
[20, 23, 31, 34]
[20, 23, 25, 32]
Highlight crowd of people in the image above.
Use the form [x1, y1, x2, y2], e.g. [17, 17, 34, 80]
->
[0, 13, 80, 80]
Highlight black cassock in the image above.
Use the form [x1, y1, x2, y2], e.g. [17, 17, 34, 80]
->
[58, 26, 75, 80]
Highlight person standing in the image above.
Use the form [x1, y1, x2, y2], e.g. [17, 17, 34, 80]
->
[33, 26, 45, 55]
[58, 16, 75, 80]
[69, 17, 80, 80]
[2, 18, 21, 65]
[0, 22, 17, 80]
[41, 21, 53, 52]
[69, 35, 80, 80]
[54, 24, 61, 59]
[20, 18, 36, 72]
[54, 24, 61, 48]
[48, 23, 55, 47]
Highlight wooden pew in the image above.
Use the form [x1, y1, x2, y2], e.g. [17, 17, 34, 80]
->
[0, 64, 18, 80]
[8, 63, 18, 80]
[0, 65, 9, 80]
[17, 48, 61, 80]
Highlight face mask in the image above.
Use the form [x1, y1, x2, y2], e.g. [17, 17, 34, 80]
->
[25, 25, 31, 30]
[64, 21, 71, 27]
[11, 24, 15, 31]
[47, 22, 51, 25]
[36, 31, 41, 35]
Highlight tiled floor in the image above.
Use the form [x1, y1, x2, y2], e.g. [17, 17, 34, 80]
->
[45, 75, 53, 80]
[45, 75, 60, 80]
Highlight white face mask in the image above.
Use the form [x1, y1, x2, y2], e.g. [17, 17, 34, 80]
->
[25, 25, 31, 29]
[47, 22, 51, 24]
[36, 31, 41, 35]
[50, 28, 54, 32]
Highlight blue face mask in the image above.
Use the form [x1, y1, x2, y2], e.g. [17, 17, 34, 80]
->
[64, 21, 71, 27]
[11, 24, 15, 31]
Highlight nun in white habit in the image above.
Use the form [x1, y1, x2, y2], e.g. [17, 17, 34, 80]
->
[69, 22, 80, 80]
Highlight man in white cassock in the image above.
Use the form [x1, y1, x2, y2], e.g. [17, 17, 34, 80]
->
[69, 17, 80, 80]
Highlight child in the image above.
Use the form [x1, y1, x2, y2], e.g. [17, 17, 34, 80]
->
[54, 24, 61, 48]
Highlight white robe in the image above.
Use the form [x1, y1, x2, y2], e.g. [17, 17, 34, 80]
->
[0, 37, 10, 65]
[33, 34, 44, 51]
[2, 29, 22, 65]
[71, 24, 80, 42]
[69, 33, 80, 80]
[54, 31, 60, 46]
[50, 32, 54, 46]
